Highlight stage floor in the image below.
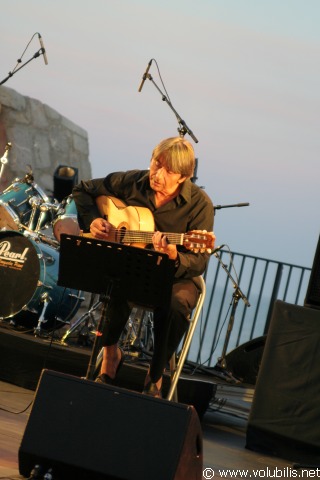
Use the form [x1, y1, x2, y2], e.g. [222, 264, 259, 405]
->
[0, 321, 295, 479]
[0, 379, 293, 480]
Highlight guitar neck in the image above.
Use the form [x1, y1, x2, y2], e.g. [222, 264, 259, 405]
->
[115, 229, 184, 246]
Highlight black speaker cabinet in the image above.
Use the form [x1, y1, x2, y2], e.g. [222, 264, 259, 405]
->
[305, 234, 320, 309]
[53, 165, 78, 202]
[246, 300, 320, 463]
[19, 370, 203, 480]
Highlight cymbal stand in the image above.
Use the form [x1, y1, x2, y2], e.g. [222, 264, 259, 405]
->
[0, 143, 11, 181]
[214, 250, 250, 380]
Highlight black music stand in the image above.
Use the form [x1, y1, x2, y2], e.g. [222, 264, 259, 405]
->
[58, 234, 175, 380]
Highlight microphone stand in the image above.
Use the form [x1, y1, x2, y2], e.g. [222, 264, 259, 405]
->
[214, 202, 250, 214]
[213, 250, 250, 381]
[144, 73, 199, 143]
[0, 48, 45, 86]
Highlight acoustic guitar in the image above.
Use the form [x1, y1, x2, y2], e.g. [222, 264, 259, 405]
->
[83, 195, 214, 253]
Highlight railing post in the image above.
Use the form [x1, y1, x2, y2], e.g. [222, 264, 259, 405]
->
[264, 263, 283, 334]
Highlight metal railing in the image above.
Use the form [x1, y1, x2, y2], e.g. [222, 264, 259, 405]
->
[187, 249, 311, 367]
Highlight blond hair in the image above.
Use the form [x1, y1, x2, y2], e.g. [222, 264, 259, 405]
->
[151, 137, 195, 178]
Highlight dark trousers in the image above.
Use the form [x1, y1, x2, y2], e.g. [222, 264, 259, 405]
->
[101, 278, 200, 382]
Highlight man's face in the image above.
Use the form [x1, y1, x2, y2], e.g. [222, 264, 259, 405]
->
[149, 157, 185, 196]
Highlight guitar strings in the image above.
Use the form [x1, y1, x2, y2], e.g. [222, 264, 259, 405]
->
[108, 227, 210, 248]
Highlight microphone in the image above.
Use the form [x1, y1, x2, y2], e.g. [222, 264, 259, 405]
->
[138, 59, 152, 92]
[38, 34, 48, 65]
[212, 244, 225, 254]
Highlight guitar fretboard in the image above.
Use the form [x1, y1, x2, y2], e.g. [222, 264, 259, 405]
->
[113, 229, 184, 245]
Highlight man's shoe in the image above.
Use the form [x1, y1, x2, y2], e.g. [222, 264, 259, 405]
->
[95, 347, 125, 385]
[142, 381, 162, 399]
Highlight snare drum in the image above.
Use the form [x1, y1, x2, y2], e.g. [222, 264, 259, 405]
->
[0, 231, 83, 329]
[53, 195, 80, 241]
[0, 179, 52, 231]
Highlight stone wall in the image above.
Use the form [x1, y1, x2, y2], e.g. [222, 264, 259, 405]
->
[0, 85, 91, 196]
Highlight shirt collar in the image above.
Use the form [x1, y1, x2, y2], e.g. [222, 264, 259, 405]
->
[179, 179, 192, 203]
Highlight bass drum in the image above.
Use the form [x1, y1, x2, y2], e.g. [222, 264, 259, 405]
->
[0, 231, 83, 330]
[53, 195, 80, 241]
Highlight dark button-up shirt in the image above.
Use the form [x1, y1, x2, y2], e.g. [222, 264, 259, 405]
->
[73, 170, 214, 279]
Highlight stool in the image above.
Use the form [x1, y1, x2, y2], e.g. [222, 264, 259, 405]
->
[93, 276, 206, 401]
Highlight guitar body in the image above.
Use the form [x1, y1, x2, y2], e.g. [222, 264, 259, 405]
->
[95, 196, 155, 248]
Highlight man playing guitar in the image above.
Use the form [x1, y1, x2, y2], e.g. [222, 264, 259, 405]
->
[72, 136, 215, 397]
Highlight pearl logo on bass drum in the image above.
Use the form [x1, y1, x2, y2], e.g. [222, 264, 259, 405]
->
[0, 240, 29, 271]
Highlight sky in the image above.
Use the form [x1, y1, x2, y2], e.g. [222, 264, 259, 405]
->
[1, 0, 319, 269]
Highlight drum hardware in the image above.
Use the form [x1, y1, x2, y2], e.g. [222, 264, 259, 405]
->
[37, 279, 54, 289]
[34, 290, 86, 337]
[0, 178, 52, 232]
[8, 196, 32, 225]
[68, 292, 85, 300]
[60, 293, 101, 346]
[22, 228, 59, 251]
[35, 202, 60, 231]
[28, 196, 43, 230]
[37, 232, 60, 249]
[120, 307, 154, 357]
[34, 292, 51, 336]
[0, 142, 11, 181]
[28, 198, 60, 232]
[1, 174, 32, 194]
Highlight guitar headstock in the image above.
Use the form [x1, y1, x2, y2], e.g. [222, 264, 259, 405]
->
[183, 230, 215, 253]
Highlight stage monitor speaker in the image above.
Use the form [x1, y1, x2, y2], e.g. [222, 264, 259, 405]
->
[305, 234, 320, 309]
[246, 300, 320, 464]
[53, 165, 78, 202]
[19, 370, 203, 480]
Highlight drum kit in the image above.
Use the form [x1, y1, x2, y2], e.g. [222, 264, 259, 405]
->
[0, 167, 154, 355]
[0, 169, 85, 338]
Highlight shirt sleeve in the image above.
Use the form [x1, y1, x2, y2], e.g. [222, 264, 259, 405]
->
[72, 178, 112, 231]
[72, 170, 147, 231]
[175, 195, 214, 279]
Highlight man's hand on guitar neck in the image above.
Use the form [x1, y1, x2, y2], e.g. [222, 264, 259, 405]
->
[152, 231, 178, 261]
[90, 217, 111, 240]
